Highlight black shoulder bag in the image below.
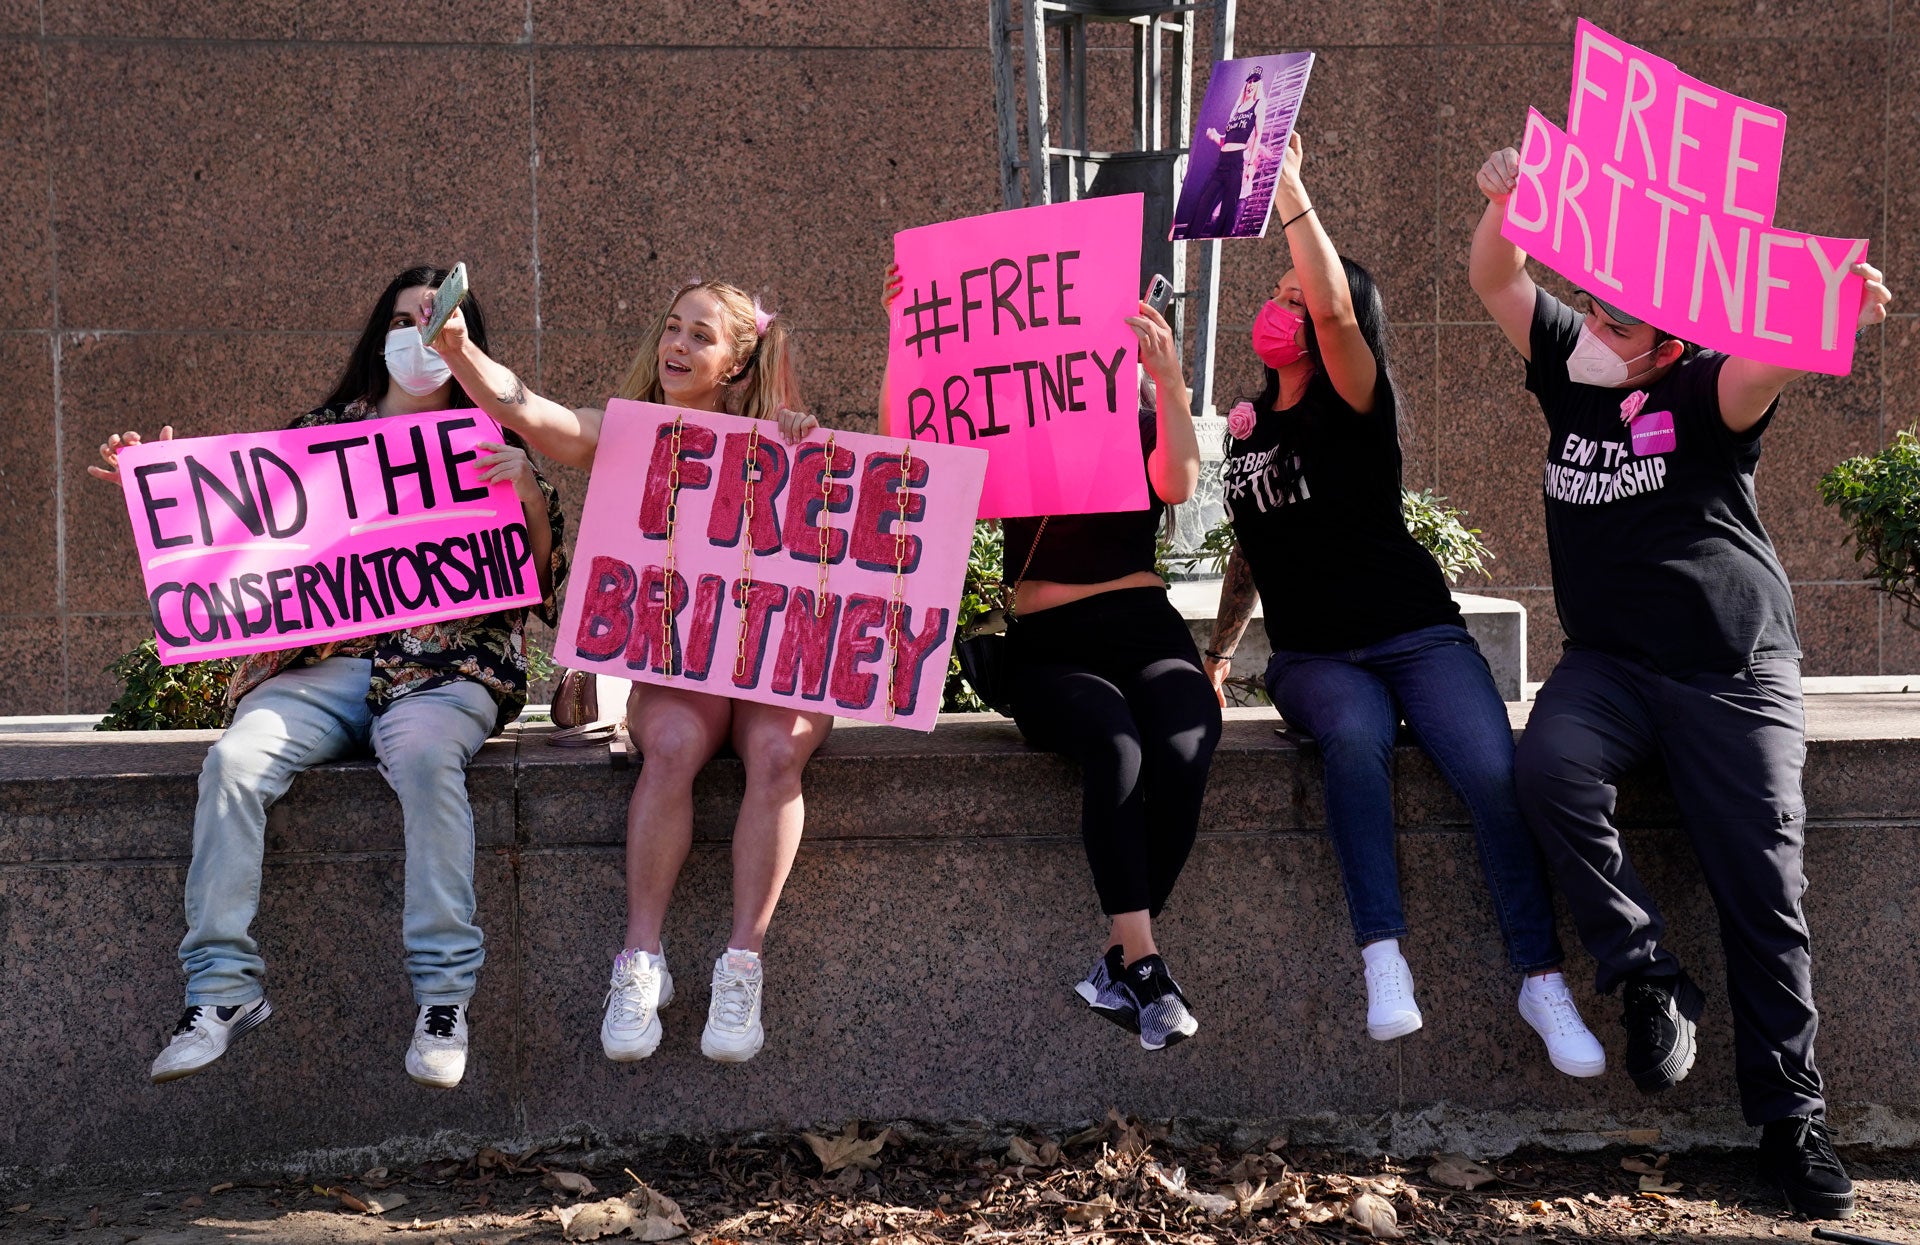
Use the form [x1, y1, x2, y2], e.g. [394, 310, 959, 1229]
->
[954, 518, 1048, 715]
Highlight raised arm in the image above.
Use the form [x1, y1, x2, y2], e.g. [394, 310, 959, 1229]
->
[1272, 132, 1378, 413]
[426, 296, 605, 470]
[1128, 301, 1200, 505]
[1468, 146, 1537, 359]
[1717, 261, 1892, 433]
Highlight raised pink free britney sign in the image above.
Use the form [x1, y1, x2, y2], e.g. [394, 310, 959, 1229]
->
[885, 194, 1149, 519]
[554, 400, 987, 732]
[117, 410, 541, 664]
[1503, 20, 1868, 375]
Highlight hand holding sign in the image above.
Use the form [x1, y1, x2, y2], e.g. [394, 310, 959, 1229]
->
[90, 426, 175, 488]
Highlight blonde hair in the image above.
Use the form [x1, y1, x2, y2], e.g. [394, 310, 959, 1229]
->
[615, 279, 801, 422]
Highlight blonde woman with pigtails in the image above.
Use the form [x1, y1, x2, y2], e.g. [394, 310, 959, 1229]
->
[435, 279, 820, 1065]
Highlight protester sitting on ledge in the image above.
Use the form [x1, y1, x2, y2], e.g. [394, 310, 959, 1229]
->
[879, 254, 1222, 1052]
[91, 265, 565, 1091]
[433, 278, 816, 1067]
[1204, 132, 1604, 1074]
[1470, 144, 1894, 1221]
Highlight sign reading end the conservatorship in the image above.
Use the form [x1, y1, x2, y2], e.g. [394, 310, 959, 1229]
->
[554, 400, 987, 732]
[117, 410, 542, 664]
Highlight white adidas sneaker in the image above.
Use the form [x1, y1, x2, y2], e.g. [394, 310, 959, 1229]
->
[149, 997, 273, 1084]
[1364, 949, 1424, 1041]
[405, 1003, 470, 1088]
[602, 947, 674, 1061]
[1518, 972, 1607, 1077]
[700, 949, 765, 1063]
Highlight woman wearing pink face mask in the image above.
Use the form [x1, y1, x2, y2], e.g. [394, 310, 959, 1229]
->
[1205, 133, 1604, 1074]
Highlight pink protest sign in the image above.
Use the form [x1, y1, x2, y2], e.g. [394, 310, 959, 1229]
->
[553, 400, 988, 732]
[885, 195, 1148, 520]
[1502, 21, 1867, 375]
[116, 410, 542, 665]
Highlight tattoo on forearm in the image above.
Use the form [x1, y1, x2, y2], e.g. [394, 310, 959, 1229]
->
[1210, 544, 1258, 653]
[496, 376, 528, 406]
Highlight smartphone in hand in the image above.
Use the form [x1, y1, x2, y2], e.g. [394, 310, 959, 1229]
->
[1145, 273, 1175, 316]
[422, 261, 469, 347]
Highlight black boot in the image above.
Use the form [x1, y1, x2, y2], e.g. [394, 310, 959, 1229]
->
[1620, 969, 1704, 1092]
[1758, 1115, 1855, 1220]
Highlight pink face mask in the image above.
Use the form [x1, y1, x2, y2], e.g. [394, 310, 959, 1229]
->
[1252, 300, 1309, 369]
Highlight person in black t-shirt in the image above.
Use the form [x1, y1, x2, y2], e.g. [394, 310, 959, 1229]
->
[1470, 143, 1893, 1221]
[881, 262, 1221, 1054]
[1207, 132, 1604, 1077]
[1173, 68, 1265, 239]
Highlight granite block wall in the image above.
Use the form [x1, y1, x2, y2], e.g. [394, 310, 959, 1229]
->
[4, 1, 1914, 713]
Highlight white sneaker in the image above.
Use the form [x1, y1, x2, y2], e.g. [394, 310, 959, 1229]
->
[700, 949, 765, 1063]
[1364, 949, 1424, 1041]
[150, 998, 274, 1083]
[405, 1003, 469, 1089]
[1519, 972, 1607, 1077]
[602, 947, 674, 1061]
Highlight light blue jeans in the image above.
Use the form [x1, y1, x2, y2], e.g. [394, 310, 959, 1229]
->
[179, 656, 498, 1007]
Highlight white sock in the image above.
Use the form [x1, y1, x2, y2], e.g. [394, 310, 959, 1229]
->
[724, 947, 760, 967]
[1361, 939, 1403, 969]
[1521, 970, 1567, 998]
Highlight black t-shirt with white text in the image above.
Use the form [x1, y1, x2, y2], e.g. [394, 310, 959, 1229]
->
[1524, 289, 1798, 676]
[1223, 370, 1461, 654]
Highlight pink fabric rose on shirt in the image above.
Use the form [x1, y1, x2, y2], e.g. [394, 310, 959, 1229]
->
[1226, 400, 1257, 440]
[1619, 390, 1649, 424]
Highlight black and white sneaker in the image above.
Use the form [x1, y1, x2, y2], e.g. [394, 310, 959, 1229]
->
[149, 998, 273, 1083]
[1621, 969, 1704, 1092]
[1074, 946, 1140, 1033]
[1125, 954, 1198, 1051]
[405, 1003, 469, 1089]
[1759, 1115, 1855, 1220]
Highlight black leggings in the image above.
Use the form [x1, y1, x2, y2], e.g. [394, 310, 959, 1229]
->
[1006, 588, 1223, 916]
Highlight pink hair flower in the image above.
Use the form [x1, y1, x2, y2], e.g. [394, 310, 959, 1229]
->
[1226, 400, 1257, 440]
[1619, 390, 1649, 423]
[752, 297, 774, 337]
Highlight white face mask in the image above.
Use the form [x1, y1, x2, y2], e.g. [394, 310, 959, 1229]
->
[383, 326, 452, 397]
[1565, 323, 1655, 389]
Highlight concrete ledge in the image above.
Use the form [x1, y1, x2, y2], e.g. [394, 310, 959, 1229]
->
[2, 696, 1917, 1187]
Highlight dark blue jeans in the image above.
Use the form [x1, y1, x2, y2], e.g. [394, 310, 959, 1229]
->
[1265, 623, 1563, 971]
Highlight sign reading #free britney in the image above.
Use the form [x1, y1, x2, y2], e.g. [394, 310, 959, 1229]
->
[116, 410, 542, 664]
[554, 400, 987, 732]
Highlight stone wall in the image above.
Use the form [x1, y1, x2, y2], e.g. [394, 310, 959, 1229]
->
[2, 696, 1917, 1186]
[5, 2, 1917, 715]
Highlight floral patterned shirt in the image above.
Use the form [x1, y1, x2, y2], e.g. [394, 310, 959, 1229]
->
[224, 399, 568, 732]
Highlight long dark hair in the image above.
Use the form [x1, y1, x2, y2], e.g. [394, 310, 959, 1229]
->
[319, 265, 491, 411]
[1239, 257, 1399, 495]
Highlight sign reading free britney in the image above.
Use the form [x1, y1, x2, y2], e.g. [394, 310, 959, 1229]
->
[117, 410, 543, 664]
[1503, 20, 1868, 375]
[885, 194, 1148, 519]
[553, 401, 987, 732]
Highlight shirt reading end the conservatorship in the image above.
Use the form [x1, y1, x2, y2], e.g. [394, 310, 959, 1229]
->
[1524, 290, 1799, 677]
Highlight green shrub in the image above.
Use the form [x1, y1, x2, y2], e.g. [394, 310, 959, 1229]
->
[1400, 488, 1495, 583]
[942, 521, 1006, 713]
[1819, 429, 1920, 621]
[96, 640, 234, 731]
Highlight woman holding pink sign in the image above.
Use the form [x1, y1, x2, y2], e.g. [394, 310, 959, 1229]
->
[433, 278, 820, 1067]
[878, 258, 1223, 1054]
[92, 266, 566, 1092]
[1205, 134, 1606, 1077]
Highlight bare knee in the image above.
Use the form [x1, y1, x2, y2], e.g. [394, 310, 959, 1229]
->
[738, 728, 815, 791]
[634, 717, 720, 784]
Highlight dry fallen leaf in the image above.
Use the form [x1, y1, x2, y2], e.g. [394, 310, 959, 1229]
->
[7, 1205, 29, 1214]
[1144, 1162, 1235, 1217]
[1428, 1153, 1498, 1190]
[1638, 1176, 1685, 1194]
[545, 1171, 599, 1198]
[1349, 1191, 1402, 1238]
[1621, 1153, 1669, 1176]
[1063, 1193, 1118, 1226]
[801, 1123, 890, 1175]
[364, 1192, 409, 1215]
[334, 1190, 369, 1214]
[554, 1183, 687, 1242]
[180, 1195, 204, 1209]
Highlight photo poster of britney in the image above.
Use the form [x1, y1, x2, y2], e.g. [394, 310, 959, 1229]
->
[1170, 51, 1315, 241]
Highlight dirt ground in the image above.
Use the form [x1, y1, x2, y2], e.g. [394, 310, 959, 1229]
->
[5, 1115, 1918, 1244]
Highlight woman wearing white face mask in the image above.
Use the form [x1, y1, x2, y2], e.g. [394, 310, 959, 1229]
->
[90, 265, 565, 1092]
[1207, 133, 1604, 1073]
[1471, 143, 1894, 1221]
